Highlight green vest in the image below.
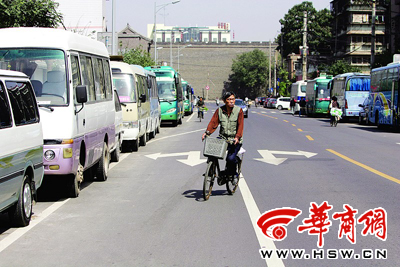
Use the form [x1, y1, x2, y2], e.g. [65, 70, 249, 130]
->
[218, 105, 243, 143]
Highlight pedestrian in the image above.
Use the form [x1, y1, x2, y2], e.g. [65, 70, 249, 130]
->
[299, 97, 306, 117]
[255, 97, 259, 108]
[329, 96, 340, 126]
[290, 97, 296, 116]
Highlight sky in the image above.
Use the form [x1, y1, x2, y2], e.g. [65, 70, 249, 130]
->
[105, 0, 332, 42]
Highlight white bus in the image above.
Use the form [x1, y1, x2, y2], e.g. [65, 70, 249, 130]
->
[111, 62, 150, 151]
[145, 68, 161, 138]
[290, 80, 307, 112]
[0, 28, 117, 197]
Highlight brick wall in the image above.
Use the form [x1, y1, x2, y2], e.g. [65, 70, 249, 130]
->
[152, 42, 278, 100]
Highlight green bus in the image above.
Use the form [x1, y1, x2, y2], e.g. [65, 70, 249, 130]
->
[182, 79, 194, 115]
[305, 74, 333, 116]
[145, 66, 184, 126]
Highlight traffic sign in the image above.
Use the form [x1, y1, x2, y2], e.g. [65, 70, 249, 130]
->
[205, 86, 210, 90]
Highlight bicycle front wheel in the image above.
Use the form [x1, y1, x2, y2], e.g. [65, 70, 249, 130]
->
[226, 157, 241, 195]
[203, 161, 216, 200]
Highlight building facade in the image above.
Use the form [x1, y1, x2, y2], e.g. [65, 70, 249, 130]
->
[56, 0, 106, 39]
[147, 23, 231, 43]
[97, 24, 153, 55]
[331, 0, 388, 73]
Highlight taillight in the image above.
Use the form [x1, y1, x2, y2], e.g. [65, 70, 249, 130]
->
[345, 99, 348, 109]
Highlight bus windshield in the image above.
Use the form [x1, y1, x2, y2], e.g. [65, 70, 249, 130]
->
[317, 82, 330, 98]
[0, 49, 67, 105]
[346, 78, 370, 91]
[113, 73, 136, 103]
[157, 81, 177, 101]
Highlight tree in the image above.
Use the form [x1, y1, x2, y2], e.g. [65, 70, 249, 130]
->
[228, 49, 269, 99]
[122, 46, 155, 67]
[277, 65, 291, 97]
[276, 1, 332, 59]
[319, 60, 360, 77]
[0, 0, 63, 28]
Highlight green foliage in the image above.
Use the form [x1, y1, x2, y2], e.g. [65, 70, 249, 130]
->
[122, 46, 155, 67]
[277, 66, 291, 97]
[319, 60, 360, 76]
[0, 0, 63, 28]
[228, 49, 269, 99]
[276, 1, 332, 58]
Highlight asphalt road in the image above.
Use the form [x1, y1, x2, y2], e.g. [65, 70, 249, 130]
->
[0, 105, 399, 267]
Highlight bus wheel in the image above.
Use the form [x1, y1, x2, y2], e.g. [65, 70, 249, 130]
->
[375, 112, 382, 129]
[69, 163, 83, 198]
[140, 134, 147, 146]
[9, 174, 32, 226]
[131, 139, 139, 152]
[96, 142, 109, 181]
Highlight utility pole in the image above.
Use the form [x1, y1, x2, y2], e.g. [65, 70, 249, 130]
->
[371, 0, 376, 70]
[274, 51, 277, 96]
[112, 0, 116, 55]
[269, 40, 272, 95]
[302, 11, 308, 81]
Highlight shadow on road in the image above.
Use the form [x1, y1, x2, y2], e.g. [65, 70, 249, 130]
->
[182, 189, 229, 202]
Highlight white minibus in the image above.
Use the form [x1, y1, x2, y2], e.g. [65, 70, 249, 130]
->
[0, 70, 44, 226]
[0, 28, 117, 197]
[111, 62, 150, 151]
[145, 68, 161, 138]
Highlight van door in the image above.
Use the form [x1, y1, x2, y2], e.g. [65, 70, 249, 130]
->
[71, 54, 86, 139]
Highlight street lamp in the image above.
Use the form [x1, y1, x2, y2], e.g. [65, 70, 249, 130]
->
[177, 44, 191, 72]
[154, 0, 180, 65]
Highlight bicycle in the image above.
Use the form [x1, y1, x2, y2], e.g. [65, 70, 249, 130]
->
[330, 108, 342, 127]
[198, 107, 205, 122]
[202, 136, 244, 201]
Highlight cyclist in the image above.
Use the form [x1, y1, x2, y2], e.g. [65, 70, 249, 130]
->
[196, 96, 205, 119]
[329, 96, 340, 125]
[202, 91, 244, 184]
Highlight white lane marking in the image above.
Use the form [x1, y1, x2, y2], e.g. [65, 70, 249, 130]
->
[261, 111, 267, 114]
[239, 176, 285, 267]
[0, 151, 130, 253]
[186, 112, 196, 123]
[147, 128, 205, 144]
[0, 199, 69, 254]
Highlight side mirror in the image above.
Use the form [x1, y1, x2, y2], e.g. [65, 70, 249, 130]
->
[139, 93, 146, 103]
[76, 85, 87, 103]
[358, 104, 364, 108]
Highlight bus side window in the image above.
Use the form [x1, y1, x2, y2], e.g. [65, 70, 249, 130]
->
[81, 56, 96, 102]
[71, 55, 81, 104]
[103, 60, 112, 100]
[0, 81, 12, 128]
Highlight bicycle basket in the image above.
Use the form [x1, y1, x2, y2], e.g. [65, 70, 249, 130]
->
[203, 137, 228, 159]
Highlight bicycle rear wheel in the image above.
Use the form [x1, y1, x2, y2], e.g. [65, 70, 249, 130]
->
[226, 157, 241, 195]
[203, 161, 216, 200]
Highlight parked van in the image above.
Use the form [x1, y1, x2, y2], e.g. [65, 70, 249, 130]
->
[111, 90, 123, 162]
[276, 97, 291, 110]
[111, 62, 150, 151]
[0, 70, 44, 226]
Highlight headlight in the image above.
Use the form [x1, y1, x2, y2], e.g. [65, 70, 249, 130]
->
[123, 121, 138, 128]
[166, 108, 176, 113]
[44, 150, 55, 161]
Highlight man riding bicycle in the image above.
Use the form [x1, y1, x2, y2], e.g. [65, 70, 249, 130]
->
[196, 96, 205, 119]
[202, 92, 244, 184]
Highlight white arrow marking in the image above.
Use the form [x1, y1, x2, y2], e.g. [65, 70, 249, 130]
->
[146, 151, 206, 167]
[254, 150, 317, 166]
[177, 151, 207, 166]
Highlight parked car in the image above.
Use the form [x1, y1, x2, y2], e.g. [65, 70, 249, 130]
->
[266, 98, 277, 108]
[263, 97, 271, 108]
[259, 97, 266, 106]
[0, 70, 44, 226]
[358, 95, 372, 125]
[276, 97, 291, 110]
[235, 99, 248, 118]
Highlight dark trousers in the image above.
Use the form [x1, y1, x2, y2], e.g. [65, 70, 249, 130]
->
[225, 143, 242, 175]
